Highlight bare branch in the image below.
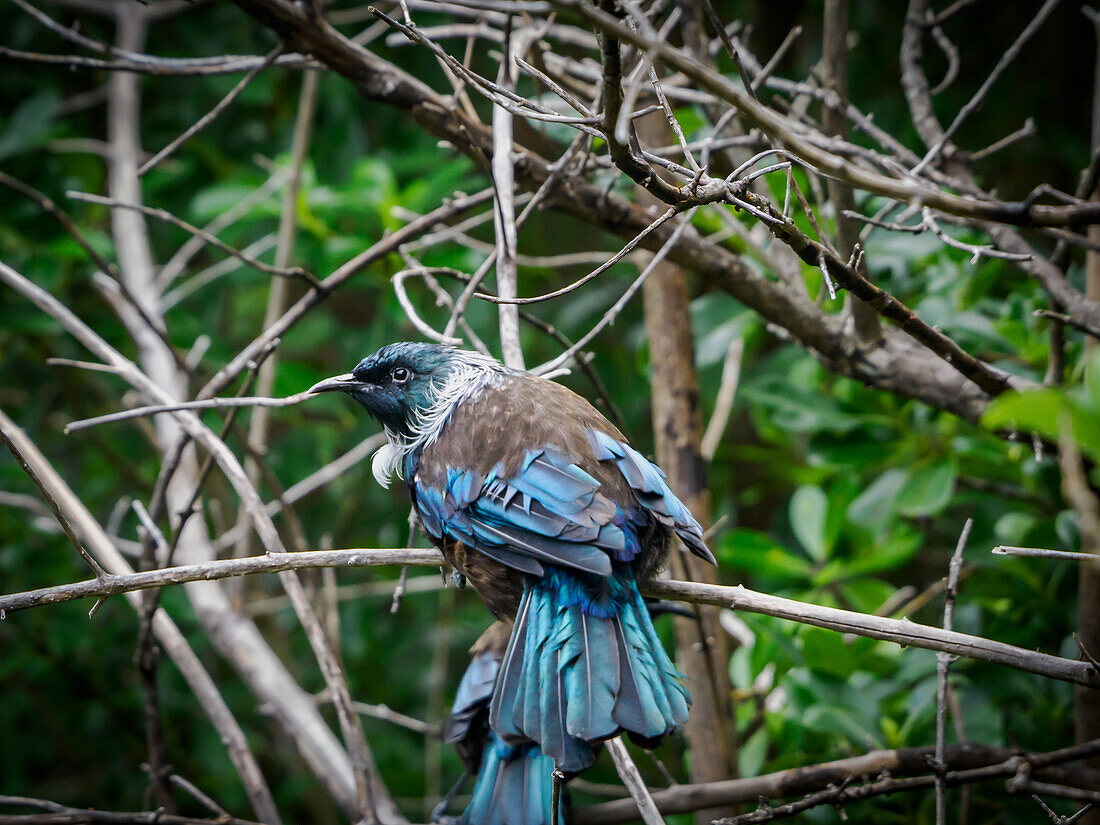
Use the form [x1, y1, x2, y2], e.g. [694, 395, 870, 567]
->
[64, 393, 313, 434]
[606, 737, 664, 825]
[0, 415, 109, 581]
[644, 577, 1099, 688]
[911, 0, 1062, 175]
[993, 545, 1100, 563]
[935, 518, 972, 825]
[577, 739, 1100, 823]
[700, 336, 743, 461]
[139, 46, 283, 176]
[491, 18, 525, 369]
[67, 191, 321, 286]
[0, 45, 317, 75]
[4, 545, 1096, 687]
[477, 205, 681, 305]
[0, 408, 280, 823]
[0, 547, 433, 615]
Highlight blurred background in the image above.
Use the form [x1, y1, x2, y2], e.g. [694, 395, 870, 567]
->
[0, 1, 1096, 822]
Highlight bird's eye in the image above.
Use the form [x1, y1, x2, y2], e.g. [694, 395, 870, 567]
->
[391, 367, 411, 383]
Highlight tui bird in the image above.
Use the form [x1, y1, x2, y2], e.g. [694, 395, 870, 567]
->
[309, 342, 715, 774]
[443, 620, 567, 825]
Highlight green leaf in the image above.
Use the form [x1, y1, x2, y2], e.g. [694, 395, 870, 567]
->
[802, 704, 880, 745]
[844, 527, 922, 577]
[981, 387, 1063, 438]
[880, 716, 901, 749]
[982, 387, 1100, 462]
[840, 579, 898, 614]
[802, 628, 861, 679]
[721, 529, 813, 580]
[0, 93, 58, 161]
[1086, 350, 1100, 412]
[896, 463, 956, 517]
[848, 469, 908, 528]
[790, 485, 829, 562]
[737, 726, 769, 779]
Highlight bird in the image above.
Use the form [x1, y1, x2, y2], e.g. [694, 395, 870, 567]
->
[442, 620, 567, 825]
[309, 342, 715, 775]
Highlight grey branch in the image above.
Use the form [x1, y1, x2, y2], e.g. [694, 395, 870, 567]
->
[993, 545, 1100, 563]
[65, 393, 314, 434]
[0, 549, 442, 615]
[3, 546, 1097, 689]
[606, 737, 665, 825]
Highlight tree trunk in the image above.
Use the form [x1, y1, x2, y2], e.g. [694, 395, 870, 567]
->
[642, 252, 738, 821]
[1079, 222, 1100, 783]
[635, 112, 737, 822]
[1079, 9, 1100, 794]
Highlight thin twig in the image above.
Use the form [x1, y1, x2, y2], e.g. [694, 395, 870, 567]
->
[65, 393, 313, 434]
[922, 208, 1031, 263]
[533, 207, 696, 374]
[477, 205, 681, 304]
[0, 416, 109, 581]
[970, 118, 1037, 161]
[552, 770, 565, 825]
[67, 191, 321, 286]
[751, 25, 802, 92]
[993, 545, 1100, 562]
[911, 0, 1062, 175]
[138, 46, 283, 176]
[935, 518, 973, 825]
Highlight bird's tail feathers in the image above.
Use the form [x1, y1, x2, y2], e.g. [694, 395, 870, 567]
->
[490, 572, 689, 772]
[460, 733, 566, 825]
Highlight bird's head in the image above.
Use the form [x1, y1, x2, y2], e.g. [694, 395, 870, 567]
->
[308, 342, 469, 436]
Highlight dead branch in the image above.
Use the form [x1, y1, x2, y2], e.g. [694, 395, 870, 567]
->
[3, 546, 1096, 689]
[576, 740, 1100, 824]
[0, 409, 281, 823]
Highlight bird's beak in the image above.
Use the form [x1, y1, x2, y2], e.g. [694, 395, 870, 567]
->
[307, 373, 363, 395]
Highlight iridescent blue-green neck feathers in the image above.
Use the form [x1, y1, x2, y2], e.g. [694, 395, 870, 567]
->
[346, 342, 472, 436]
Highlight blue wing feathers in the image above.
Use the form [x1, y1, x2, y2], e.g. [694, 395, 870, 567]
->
[413, 447, 635, 576]
[474, 542, 547, 576]
[509, 452, 600, 509]
[587, 430, 716, 565]
[416, 431, 715, 576]
[563, 612, 619, 741]
[447, 651, 500, 745]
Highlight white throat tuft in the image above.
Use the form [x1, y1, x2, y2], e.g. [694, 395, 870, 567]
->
[371, 440, 402, 489]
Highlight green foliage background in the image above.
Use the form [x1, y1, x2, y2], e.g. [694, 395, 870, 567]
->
[0, 2, 1096, 822]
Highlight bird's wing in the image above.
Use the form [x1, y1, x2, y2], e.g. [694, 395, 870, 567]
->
[413, 448, 634, 578]
[587, 429, 716, 565]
